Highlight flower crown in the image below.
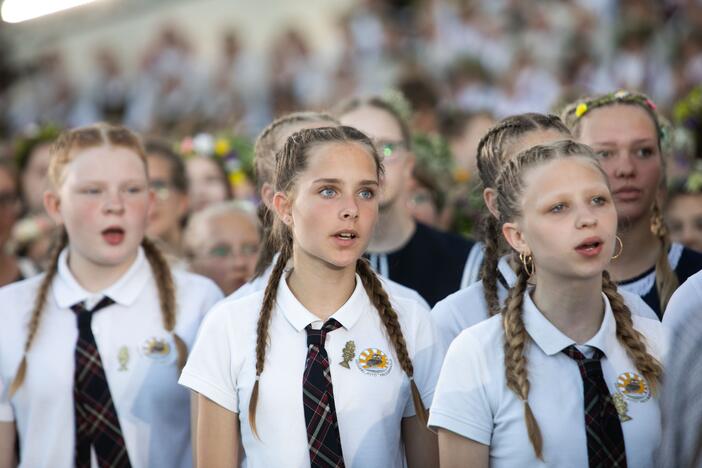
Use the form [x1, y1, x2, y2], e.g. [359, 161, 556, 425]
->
[572, 90, 658, 119]
[178, 133, 254, 188]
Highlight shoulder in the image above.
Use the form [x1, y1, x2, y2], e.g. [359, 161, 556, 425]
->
[198, 290, 265, 336]
[663, 270, 702, 330]
[631, 314, 669, 361]
[619, 289, 658, 320]
[450, 313, 504, 356]
[432, 281, 488, 321]
[0, 274, 47, 317]
[172, 270, 224, 312]
[379, 275, 429, 310]
[173, 270, 221, 295]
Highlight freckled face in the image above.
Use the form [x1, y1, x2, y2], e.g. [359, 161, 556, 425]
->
[51, 146, 152, 270]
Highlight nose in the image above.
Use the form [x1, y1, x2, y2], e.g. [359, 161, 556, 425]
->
[103, 189, 125, 214]
[575, 205, 598, 229]
[340, 195, 359, 220]
[613, 152, 636, 179]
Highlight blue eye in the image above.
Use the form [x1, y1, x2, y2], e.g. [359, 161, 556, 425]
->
[320, 188, 336, 198]
[550, 203, 566, 213]
[359, 189, 375, 200]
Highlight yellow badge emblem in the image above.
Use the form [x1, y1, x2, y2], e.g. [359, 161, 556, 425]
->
[356, 348, 392, 376]
[141, 337, 172, 362]
[616, 372, 650, 402]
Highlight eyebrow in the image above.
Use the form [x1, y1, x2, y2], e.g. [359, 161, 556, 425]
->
[591, 137, 656, 147]
[312, 178, 379, 186]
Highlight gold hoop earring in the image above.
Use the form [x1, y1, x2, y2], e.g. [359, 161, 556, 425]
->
[519, 252, 535, 276]
[611, 236, 623, 260]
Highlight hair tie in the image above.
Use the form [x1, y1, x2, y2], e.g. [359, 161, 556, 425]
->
[255, 374, 260, 382]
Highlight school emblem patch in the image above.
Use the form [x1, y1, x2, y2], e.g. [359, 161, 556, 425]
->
[356, 348, 392, 376]
[140, 337, 173, 363]
[616, 372, 650, 402]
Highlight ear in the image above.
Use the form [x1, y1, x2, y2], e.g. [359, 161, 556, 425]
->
[501, 221, 530, 256]
[272, 191, 293, 226]
[43, 190, 64, 225]
[176, 192, 188, 218]
[483, 187, 499, 218]
[260, 182, 275, 209]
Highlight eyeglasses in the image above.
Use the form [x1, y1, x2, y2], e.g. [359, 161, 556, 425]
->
[373, 139, 406, 161]
[149, 180, 173, 201]
[204, 242, 259, 260]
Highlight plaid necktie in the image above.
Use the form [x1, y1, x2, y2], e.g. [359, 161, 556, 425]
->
[563, 345, 627, 468]
[303, 318, 345, 468]
[71, 297, 132, 468]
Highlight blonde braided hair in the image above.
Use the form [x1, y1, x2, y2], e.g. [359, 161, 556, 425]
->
[495, 139, 662, 457]
[248, 125, 428, 437]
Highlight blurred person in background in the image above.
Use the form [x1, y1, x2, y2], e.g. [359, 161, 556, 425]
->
[0, 159, 39, 285]
[185, 152, 232, 214]
[338, 94, 476, 306]
[184, 200, 260, 296]
[665, 176, 702, 253]
[145, 140, 189, 264]
[14, 125, 60, 215]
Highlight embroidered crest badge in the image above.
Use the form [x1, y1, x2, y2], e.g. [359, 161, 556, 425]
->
[141, 337, 173, 362]
[616, 372, 650, 402]
[356, 348, 392, 376]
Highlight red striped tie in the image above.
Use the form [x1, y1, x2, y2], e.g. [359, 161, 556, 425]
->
[302, 318, 345, 468]
[72, 297, 132, 468]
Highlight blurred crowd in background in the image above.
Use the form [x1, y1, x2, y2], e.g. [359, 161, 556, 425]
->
[1, 0, 702, 294]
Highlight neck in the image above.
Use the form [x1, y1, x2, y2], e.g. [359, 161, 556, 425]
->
[68, 249, 138, 293]
[609, 215, 661, 282]
[367, 200, 416, 253]
[287, 250, 357, 321]
[531, 271, 605, 344]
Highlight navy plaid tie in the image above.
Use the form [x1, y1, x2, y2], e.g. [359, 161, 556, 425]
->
[303, 318, 345, 468]
[563, 345, 627, 468]
[71, 297, 132, 468]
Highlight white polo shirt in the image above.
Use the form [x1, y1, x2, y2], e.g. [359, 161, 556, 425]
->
[179, 274, 442, 468]
[428, 290, 667, 468]
[431, 255, 659, 351]
[662, 270, 702, 332]
[0, 247, 223, 468]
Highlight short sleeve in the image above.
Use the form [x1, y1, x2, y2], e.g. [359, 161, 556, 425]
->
[178, 304, 239, 413]
[431, 297, 463, 354]
[663, 272, 702, 332]
[402, 303, 443, 418]
[428, 330, 493, 445]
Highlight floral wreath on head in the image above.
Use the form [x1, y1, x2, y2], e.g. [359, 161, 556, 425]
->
[178, 132, 254, 189]
[564, 90, 672, 151]
[13, 123, 62, 171]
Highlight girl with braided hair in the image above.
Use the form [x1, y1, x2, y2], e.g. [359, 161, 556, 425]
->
[562, 90, 702, 317]
[429, 140, 666, 467]
[431, 113, 657, 351]
[0, 123, 222, 468]
[180, 126, 442, 467]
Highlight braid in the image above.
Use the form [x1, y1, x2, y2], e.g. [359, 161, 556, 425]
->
[602, 271, 663, 393]
[9, 230, 68, 397]
[355, 258, 428, 426]
[480, 213, 502, 316]
[501, 264, 543, 459]
[249, 240, 292, 437]
[650, 201, 678, 312]
[141, 237, 187, 369]
[253, 203, 277, 278]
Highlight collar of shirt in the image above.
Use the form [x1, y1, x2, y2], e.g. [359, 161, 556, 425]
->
[522, 289, 616, 358]
[53, 247, 150, 309]
[498, 255, 516, 286]
[276, 273, 367, 332]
